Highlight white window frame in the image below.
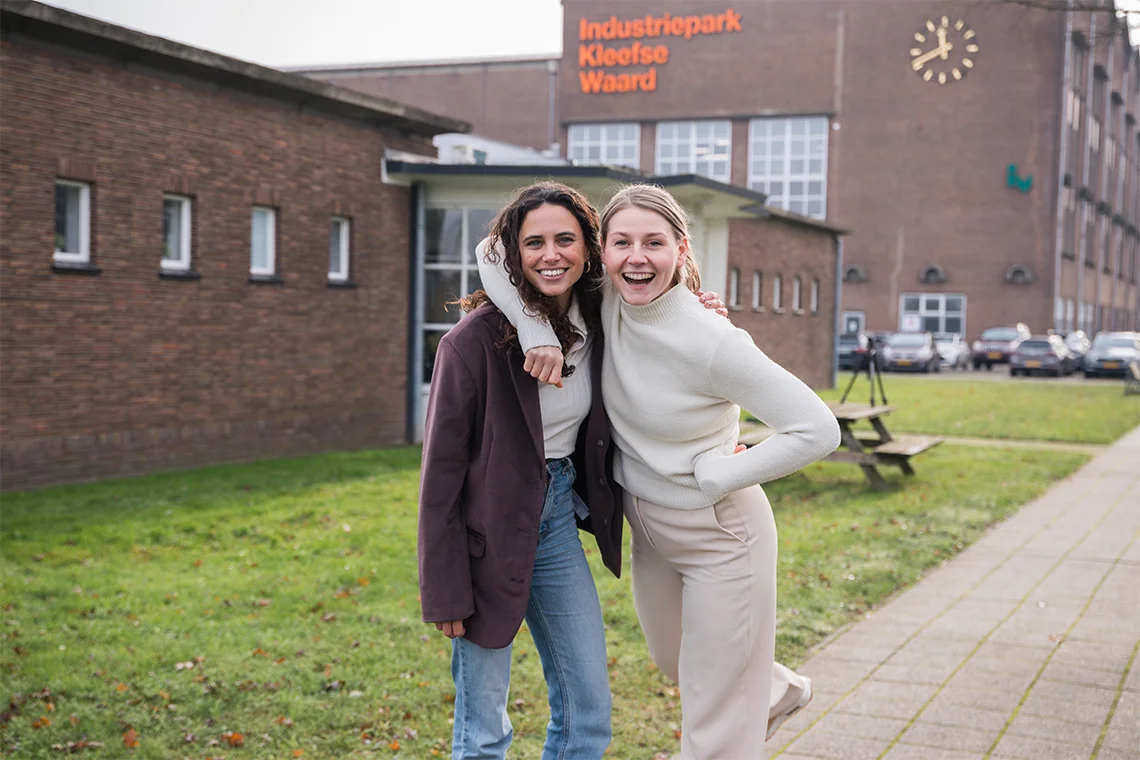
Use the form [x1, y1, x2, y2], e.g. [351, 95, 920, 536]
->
[54, 179, 91, 264]
[747, 116, 829, 219]
[842, 311, 866, 334]
[250, 206, 277, 276]
[810, 278, 820, 314]
[792, 275, 803, 312]
[898, 292, 967, 336]
[655, 120, 732, 182]
[728, 267, 740, 309]
[751, 271, 763, 310]
[329, 216, 351, 282]
[567, 123, 640, 170]
[161, 194, 192, 272]
[773, 274, 784, 311]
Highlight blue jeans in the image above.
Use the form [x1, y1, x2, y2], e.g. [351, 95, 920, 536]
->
[450, 458, 611, 760]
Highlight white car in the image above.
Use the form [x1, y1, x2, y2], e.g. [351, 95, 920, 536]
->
[934, 333, 969, 370]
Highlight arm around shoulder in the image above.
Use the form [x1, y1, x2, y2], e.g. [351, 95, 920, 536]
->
[473, 237, 559, 351]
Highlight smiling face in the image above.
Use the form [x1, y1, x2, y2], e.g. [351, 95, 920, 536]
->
[518, 203, 587, 312]
[603, 205, 690, 306]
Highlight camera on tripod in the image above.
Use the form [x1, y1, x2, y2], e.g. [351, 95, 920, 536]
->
[840, 332, 889, 407]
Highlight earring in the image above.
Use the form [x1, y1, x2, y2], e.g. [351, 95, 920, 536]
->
[585, 259, 593, 273]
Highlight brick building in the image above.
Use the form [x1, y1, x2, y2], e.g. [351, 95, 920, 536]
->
[1, 1, 842, 489]
[298, 0, 1140, 339]
[0, 1, 464, 489]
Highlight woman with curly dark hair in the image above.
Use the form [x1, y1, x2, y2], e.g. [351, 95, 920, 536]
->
[417, 182, 619, 760]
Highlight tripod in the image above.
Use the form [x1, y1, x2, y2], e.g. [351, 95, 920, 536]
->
[840, 341, 889, 407]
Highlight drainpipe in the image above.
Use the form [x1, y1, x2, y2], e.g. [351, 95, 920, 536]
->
[1077, 12, 1096, 333]
[547, 59, 559, 153]
[406, 182, 426, 444]
[1053, 3, 1072, 332]
[1096, 27, 1115, 333]
[832, 236, 843, 388]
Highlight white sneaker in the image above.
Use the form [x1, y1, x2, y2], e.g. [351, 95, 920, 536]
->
[766, 677, 813, 742]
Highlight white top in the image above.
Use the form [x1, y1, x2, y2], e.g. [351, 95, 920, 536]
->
[476, 237, 840, 509]
[474, 238, 592, 462]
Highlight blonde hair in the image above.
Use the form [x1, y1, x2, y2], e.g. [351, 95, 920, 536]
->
[599, 184, 702, 293]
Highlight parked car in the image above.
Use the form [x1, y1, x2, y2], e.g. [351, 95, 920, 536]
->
[1009, 335, 1078, 377]
[837, 333, 868, 371]
[934, 333, 969, 370]
[882, 331, 941, 373]
[1062, 330, 1091, 364]
[971, 323, 1032, 370]
[1083, 332, 1140, 378]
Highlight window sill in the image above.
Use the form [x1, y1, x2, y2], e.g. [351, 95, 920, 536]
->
[327, 279, 358, 289]
[249, 274, 284, 285]
[728, 304, 742, 312]
[752, 306, 766, 313]
[772, 307, 786, 315]
[792, 308, 805, 316]
[1084, 260, 1096, 269]
[159, 268, 201, 281]
[52, 261, 101, 276]
[1062, 252, 1077, 261]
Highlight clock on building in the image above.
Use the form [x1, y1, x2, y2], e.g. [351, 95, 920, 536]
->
[910, 16, 978, 85]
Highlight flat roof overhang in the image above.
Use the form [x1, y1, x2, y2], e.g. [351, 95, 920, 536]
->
[384, 162, 849, 234]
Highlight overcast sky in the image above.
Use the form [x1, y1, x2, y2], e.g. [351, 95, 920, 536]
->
[40, 0, 565, 68]
[37, 0, 1140, 68]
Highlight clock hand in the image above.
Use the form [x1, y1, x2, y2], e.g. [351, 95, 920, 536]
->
[911, 42, 953, 70]
[937, 27, 949, 59]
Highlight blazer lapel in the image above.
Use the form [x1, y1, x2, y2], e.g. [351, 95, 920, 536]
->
[509, 354, 545, 462]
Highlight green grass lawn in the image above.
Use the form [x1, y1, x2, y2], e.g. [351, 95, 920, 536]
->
[815, 373, 1140, 444]
[1, 441, 1089, 759]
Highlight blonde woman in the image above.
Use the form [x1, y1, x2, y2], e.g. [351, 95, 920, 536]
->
[476, 184, 838, 758]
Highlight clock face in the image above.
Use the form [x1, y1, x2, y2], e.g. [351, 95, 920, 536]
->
[910, 16, 978, 85]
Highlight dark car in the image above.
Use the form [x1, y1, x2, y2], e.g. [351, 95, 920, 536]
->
[882, 331, 941, 373]
[971, 323, 1032, 370]
[1083, 332, 1140, 378]
[837, 333, 884, 371]
[1010, 335, 1078, 377]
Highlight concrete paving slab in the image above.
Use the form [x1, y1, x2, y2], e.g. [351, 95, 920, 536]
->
[897, 720, 1001, 753]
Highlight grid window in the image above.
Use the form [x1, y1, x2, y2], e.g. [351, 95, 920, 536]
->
[250, 206, 276, 276]
[899, 293, 966, 335]
[162, 195, 192, 272]
[656, 120, 731, 181]
[423, 207, 497, 383]
[773, 274, 783, 310]
[792, 276, 803, 312]
[54, 180, 91, 264]
[567, 123, 640, 170]
[748, 117, 828, 219]
[810, 278, 819, 314]
[752, 271, 763, 310]
[329, 217, 351, 282]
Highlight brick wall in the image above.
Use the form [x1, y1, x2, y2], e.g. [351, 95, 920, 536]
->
[726, 218, 838, 390]
[306, 63, 555, 151]
[0, 35, 434, 490]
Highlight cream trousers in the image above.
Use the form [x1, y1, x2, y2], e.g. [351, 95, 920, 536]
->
[626, 487, 808, 760]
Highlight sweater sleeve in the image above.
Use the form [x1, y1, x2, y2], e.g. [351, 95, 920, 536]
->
[473, 237, 559, 352]
[693, 329, 841, 500]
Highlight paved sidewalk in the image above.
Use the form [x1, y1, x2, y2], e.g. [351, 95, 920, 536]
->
[771, 426, 1140, 760]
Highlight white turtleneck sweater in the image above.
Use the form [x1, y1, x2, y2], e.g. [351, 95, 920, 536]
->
[475, 239, 840, 509]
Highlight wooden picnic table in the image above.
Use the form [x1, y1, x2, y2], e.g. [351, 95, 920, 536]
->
[738, 402, 943, 490]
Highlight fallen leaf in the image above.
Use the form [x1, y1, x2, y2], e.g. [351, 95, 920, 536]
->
[357, 577, 370, 586]
[252, 647, 269, 657]
[293, 751, 304, 757]
[388, 740, 400, 750]
[31, 716, 51, 728]
[122, 727, 139, 748]
[115, 682, 128, 692]
[223, 731, 244, 747]
[275, 716, 295, 727]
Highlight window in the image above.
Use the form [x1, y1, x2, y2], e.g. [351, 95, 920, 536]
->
[810, 278, 819, 315]
[250, 206, 276, 276]
[329, 217, 350, 282]
[162, 194, 192, 272]
[728, 267, 740, 309]
[899, 292, 965, 335]
[792, 276, 803, 312]
[772, 274, 783, 310]
[748, 116, 828, 218]
[842, 311, 865, 334]
[567, 123, 639, 170]
[656, 120, 731, 182]
[751, 271, 763, 310]
[423, 207, 497, 383]
[54, 180, 91, 264]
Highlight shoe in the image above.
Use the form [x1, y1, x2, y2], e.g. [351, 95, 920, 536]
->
[766, 677, 813, 742]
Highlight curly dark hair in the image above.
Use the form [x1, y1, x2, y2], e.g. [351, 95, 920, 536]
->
[456, 182, 605, 376]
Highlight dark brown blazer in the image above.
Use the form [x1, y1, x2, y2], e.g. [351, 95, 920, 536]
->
[417, 304, 623, 649]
